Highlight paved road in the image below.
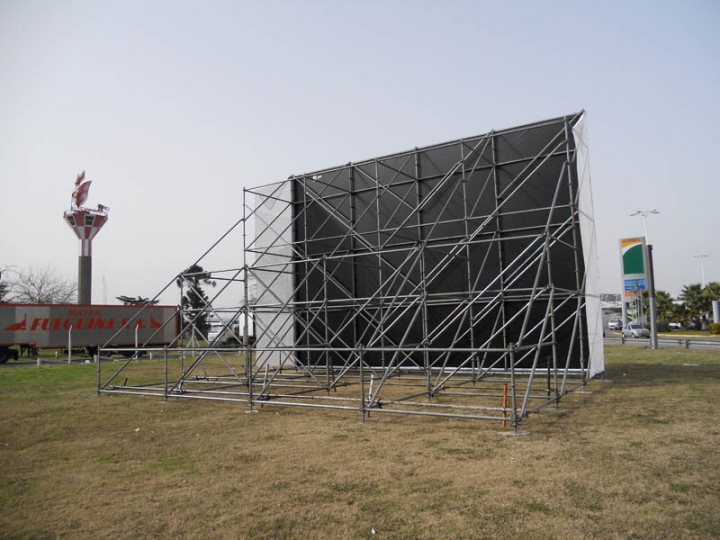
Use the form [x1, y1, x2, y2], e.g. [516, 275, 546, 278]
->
[605, 334, 720, 351]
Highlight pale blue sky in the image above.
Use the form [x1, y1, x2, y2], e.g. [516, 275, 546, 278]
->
[1, 0, 718, 304]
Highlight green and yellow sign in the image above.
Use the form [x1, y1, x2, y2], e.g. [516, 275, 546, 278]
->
[621, 238, 645, 274]
[620, 237, 647, 298]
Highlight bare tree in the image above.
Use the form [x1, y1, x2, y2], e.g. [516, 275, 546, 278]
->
[0, 268, 10, 302]
[9, 265, 77, 304]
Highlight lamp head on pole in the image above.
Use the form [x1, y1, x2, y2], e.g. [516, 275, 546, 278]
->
[630, 209, 659, 218]
[630, 209, 660, 245]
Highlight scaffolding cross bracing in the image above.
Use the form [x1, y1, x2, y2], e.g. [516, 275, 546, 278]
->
[98, 112, 603, 429]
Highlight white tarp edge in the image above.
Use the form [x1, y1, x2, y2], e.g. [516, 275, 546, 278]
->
[574, 113, 605, 377]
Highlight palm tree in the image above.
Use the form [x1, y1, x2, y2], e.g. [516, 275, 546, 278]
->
[671, 302, 690, 326]
[704, 282, 720, 303]
[654, 290, 674, 322]
[680, 284, 705, 317]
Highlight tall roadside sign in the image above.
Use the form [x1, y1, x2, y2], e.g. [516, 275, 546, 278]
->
[620, 237, 647, 324]
[620, 236, 658, 348]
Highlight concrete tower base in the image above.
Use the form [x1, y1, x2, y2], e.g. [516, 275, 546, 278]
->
[78, 255, 92, 304]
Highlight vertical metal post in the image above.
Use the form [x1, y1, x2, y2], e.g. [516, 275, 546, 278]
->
[509, 343, 518, 431]
[349, 166, 360, 377]
[460, 139, 478, 383]
[243, 265, 251, 385]
[491, 131, 509, 367]
[246, 341, 254, 413]
[163, 347, 168, 401]
[67, 325, 72, 364]
[647, 244, 658, 350]
[368, 372, 375, 404]
[374, 159, 387, 371]
[302, 177, 312, 374]
[322, 256, 331, 390]
[96, 350, 101, 394]
[414, 150, 431, 398]
[502, 383, 508, 428]
[546, 355, 551, 398]
[242, 189, 256, 414]
[358, 345, 366, 423]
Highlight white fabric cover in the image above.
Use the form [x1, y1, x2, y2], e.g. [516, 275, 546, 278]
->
[574, 114, 605, 377]
[252, 181, 295, 368]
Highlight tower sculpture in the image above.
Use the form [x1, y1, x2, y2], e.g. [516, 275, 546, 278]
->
[63, 172, 109, 304]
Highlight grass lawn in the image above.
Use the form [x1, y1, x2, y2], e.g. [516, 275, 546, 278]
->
[1, 346, 719, 539]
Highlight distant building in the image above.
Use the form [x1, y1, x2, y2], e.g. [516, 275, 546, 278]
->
[600, 293, 623, 328]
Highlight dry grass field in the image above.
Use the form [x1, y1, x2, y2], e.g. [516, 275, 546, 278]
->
[1, 345, 719, 539]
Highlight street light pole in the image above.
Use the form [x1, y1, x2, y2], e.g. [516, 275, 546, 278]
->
[630, 209, 659, 245]
[630, 209, 660, 350]
[694, 254, 710, 287]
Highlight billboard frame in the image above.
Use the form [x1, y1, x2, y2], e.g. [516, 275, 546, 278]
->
[97, 112, 603, 429]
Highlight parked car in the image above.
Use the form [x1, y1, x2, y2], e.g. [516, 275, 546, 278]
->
[668, 322, 682, 330]
[622, 324, 650, 338]
[608, 319, 623, 331]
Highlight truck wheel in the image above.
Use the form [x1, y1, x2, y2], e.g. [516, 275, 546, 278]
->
[0, 347, 11, 364]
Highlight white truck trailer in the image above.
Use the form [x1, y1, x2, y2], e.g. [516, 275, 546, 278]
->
[0, 303, 178, 362]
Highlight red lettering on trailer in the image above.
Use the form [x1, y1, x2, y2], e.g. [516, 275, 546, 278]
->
[13, 317, 131, 332]
[30, 319, 43, 331]
[1, 306, 177, 351]
[5, 318, 27, 331]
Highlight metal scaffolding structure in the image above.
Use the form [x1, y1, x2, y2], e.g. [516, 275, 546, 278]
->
[98, 112, 603, 429]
